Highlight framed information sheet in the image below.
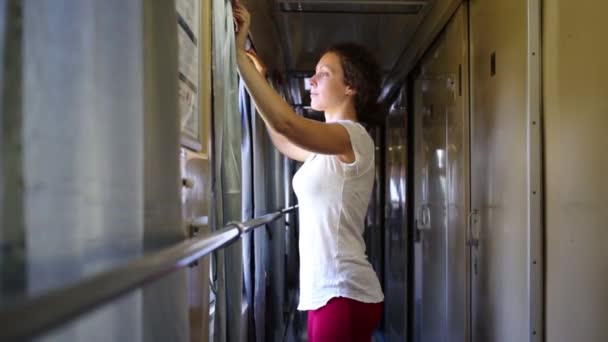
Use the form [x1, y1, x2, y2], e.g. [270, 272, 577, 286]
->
[176, 0, 210, 154]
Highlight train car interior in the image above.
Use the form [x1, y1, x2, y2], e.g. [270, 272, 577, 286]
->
[0, 0, 606, 341]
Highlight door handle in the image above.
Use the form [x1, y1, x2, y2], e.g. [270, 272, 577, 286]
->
[417, 204, 431, 231]
[416, 206, 423, 230]
[467, 209, 479, 247]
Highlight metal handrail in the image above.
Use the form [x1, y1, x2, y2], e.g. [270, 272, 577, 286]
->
[0, 205, 298, 342]
[226, 205, 298, 234]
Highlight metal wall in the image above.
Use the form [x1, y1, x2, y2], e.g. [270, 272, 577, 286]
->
[384, 86, 408, 342]
[412, 5, 468, 342]
[544, 0, 608, 340]
[469, 0, 530, 341]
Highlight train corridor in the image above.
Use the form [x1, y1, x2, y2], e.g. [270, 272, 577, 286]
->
[0, 0, 607, 342]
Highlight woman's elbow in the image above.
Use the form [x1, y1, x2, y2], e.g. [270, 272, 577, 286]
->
[273, 115, 297, 138]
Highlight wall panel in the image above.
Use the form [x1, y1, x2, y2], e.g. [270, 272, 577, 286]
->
[469, 0, 528, 341]
[544, 1, 608, 340]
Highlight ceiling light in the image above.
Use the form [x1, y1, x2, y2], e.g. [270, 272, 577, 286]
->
[278, 0, 428, 15]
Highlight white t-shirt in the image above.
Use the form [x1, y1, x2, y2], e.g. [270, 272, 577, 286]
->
[292, 120, 384, 311]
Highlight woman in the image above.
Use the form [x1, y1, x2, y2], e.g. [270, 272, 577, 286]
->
[233, 4, 384, 341]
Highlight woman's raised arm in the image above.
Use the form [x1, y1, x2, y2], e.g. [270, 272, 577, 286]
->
[232, 4, 355, 161]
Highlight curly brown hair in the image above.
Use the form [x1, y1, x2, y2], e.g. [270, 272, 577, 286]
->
[323, 43, 383, 124]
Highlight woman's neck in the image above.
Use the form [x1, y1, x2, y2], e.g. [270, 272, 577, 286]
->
[323, 102, 358, 123]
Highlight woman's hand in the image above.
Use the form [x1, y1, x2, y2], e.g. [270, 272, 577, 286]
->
[232, 2, 250, 53]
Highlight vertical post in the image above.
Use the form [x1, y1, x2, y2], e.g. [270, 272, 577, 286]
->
[0, 0, 5, 254]
[142, 0, 188, 341]
[1, 0, 25, 297]
[527, 0, 543, 341]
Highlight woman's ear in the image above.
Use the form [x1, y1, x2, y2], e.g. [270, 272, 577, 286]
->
[345, 86, 357, 96]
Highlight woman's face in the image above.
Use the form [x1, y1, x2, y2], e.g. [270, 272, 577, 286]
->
[309, 52, 353, 112]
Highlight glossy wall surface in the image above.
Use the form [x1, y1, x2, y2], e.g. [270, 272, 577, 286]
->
[412, 5, 468, 342]
[384, 87, 408, 342]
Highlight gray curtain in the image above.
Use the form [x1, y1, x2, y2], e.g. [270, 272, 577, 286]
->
[0, 1, 189, 340]
[239, 77, 292, 341]
[24, 1, 147, 340]
[211, 0, 243, 341]
[240, 80, 255, 340]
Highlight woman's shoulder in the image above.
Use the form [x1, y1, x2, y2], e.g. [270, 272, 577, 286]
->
[333, 120, 375, 174]
[342, 120, 374, 150]
[335, 119, 371, 138]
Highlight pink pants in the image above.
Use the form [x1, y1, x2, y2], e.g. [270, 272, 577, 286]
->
[307, 297, 383, 342]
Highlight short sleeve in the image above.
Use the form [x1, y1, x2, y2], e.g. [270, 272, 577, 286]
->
[335, 120, 375, 177]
